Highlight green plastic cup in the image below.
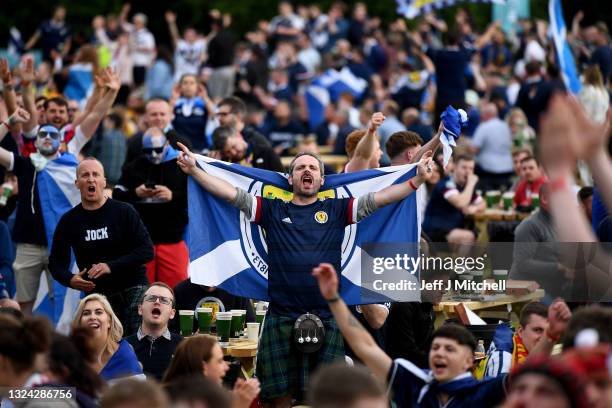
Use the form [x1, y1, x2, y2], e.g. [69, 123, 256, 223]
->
[503, 192, 514, 211]
[486, 191, 501, 208]
[197, 307, 213, 334]
[179, 310, 194, 337]
[256, 310, 266, 325]
[216, 312, 232, 346]
[238, 309, 247, 337]
[230, 310, 242, 339]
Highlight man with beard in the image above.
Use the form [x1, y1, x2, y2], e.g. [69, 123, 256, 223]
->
[0, 69, 120, 316]
[178, 142, 434, 406]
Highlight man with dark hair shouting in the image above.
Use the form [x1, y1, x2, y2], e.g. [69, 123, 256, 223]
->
[177, 142, 433, 406]
[311, 263, 571, 408]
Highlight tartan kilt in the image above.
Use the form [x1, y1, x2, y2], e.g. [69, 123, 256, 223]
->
[256, 314, 345, 402]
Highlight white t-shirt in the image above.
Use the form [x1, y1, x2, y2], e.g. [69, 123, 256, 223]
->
[174, 39, 207, 82]
[130, 28, 156, 67]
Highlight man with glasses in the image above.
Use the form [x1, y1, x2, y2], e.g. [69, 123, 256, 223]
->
[114, 127, 188, 289]
[126, 282, 182, 380]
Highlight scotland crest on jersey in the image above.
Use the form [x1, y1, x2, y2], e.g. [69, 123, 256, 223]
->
[187, 155, 423, 305]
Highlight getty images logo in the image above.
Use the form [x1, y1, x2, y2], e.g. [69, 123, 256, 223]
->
[85, 227, 109, 242]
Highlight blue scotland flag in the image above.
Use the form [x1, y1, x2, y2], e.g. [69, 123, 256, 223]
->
[35, 154, 82, 334]
[305, 67, 367, 131]
[549, 0, 581, 94]
[187, 156, 424, 305]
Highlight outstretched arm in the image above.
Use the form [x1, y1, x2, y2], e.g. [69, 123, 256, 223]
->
[78, 68, 120, 140]
[411, 122, 443, 164]
[346, 112, 385, 172]
[0, 108, 30, 168]
[529, 300, 571, 356]
[165, 11, 181, 49]
[373, 151, 432, 208]
[19, 57, 39, 133]
[0, 59, 17, 121]
[73, 71, 105, 128]
[312, 263, 393, 381]
[177, 142, 238, 202]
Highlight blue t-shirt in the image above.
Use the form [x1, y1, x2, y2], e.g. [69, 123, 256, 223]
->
[39, 20, 71, 58]
[100, 339, 144, 382]
[388, 358, 506, 407]
[423, 176, 481, 237]
[252, 197, 357, 318]
[426, 47, 474, 103]
[172, 97, 209, 151]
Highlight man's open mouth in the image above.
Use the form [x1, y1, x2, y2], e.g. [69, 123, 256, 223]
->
[432, 361, 447, 370]
[88, 186, 96, 193]
[151, 307, 161, 317]
[302, 174, 313, 188]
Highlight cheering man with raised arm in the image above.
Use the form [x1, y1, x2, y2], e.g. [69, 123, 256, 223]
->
[178, 142, 433, 406]
[311, 263, 572, 408]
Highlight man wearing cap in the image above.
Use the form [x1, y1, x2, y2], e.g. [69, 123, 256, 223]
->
[114, 128, 188, 289]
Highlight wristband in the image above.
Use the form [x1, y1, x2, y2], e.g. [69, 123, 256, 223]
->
[545, 329, 560, 343]
[327, 293, 341, 303]
[1, 122, 9, 130]
[408, 178, 419, 190]
[550, 176, 568, 193]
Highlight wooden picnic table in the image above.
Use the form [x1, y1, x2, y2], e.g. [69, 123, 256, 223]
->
[469, 208, 531, 242]
[222, 340, 258, 376]
[433, 289, 545, 327]
[473, 208, 531, 222]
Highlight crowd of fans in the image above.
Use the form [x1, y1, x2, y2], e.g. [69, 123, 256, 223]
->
[0, 1, 611, 407]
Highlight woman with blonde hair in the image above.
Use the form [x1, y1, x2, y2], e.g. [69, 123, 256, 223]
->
[579, 65, 609, 124]
[162, 334, 260, 408]
[505, 108, 535, 150]
[72, 293, 144, 382]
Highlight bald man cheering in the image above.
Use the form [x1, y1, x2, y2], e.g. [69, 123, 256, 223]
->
[49, 158, 154, 335]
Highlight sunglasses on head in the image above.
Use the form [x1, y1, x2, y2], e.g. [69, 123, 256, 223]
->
[143, 147, 165, 154]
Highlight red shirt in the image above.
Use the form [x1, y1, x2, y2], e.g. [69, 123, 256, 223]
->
[513, 175, 548, 207]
